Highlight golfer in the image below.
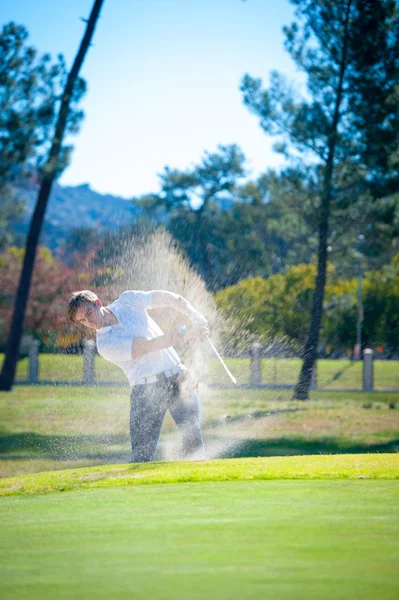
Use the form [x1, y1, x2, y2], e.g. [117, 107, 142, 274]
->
[68, 289, 208, 463]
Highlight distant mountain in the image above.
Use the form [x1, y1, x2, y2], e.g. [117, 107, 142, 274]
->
[13, 182, 143, 251]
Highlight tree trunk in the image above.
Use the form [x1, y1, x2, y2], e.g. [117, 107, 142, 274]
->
[0, 0, 104, 391]
[294, 186, 331, 399]
[294, 0, 352, 400]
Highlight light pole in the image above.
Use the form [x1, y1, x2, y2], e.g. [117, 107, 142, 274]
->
[356, 234, 365, 360]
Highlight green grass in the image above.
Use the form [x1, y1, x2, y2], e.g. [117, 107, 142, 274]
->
[2, 358, 399, 599]
[1, 385, 399, 478]
[5, 353, 399, 390]
[0, 453, 398, 497]
[0, 463, 398, 599]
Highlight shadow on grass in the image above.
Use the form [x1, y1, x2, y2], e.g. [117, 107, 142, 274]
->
[208, 436, 399, 458]
[0, 432, 130, 462]
[203, 408, 305, 429]
[318, 360, 356, 389]
[1, 430, 399, 465]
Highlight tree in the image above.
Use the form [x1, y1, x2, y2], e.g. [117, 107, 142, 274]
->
[0, 0, 104, 391]
[0, 244, 116, 353]
[212, 198, 273, 286]
[323, 279, 358, 352]
[215, 257, 399, 355]
[215, 264, 326, 348]
[0, 184, 25, 249]
[0, 246, 89, 348]
[324, 257, 399, 355]
[137, 144, 247, 288]
[241, 0, 399, 399]
[361, 257, 399, 354]
[0, 22, 78, 182]
[139, 153, 397, 289]
[0, 22, 80, 250]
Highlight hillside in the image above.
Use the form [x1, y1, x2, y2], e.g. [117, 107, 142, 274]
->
[13, 182, 142, 250]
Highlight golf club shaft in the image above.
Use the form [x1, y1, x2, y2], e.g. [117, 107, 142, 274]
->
[207, 337, 237, 385]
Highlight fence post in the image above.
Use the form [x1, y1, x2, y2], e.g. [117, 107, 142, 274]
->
[363, 348, 373, 391]
[250, 342, 262, 386]
[29, 339, 39, 384]
[83, 339, 96, 385]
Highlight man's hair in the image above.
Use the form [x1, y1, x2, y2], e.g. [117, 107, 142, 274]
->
[68, 290, 99, 322]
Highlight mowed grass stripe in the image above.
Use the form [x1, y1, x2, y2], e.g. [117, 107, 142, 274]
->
[1, 454, 398, 497]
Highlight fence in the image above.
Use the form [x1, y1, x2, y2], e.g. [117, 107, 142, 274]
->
[11, 340, 393, 392]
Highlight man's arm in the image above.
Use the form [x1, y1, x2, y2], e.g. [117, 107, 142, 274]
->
[150, 290, 208, 327]
[126, 290, 209, 361]
[131, 329, 196, 360]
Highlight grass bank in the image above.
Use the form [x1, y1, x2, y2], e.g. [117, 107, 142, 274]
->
[0, 453, 398, 497]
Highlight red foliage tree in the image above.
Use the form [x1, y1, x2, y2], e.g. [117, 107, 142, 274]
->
[0, 246, 101, 351]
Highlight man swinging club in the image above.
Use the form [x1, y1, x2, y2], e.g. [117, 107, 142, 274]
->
[68, 289, 209, 463]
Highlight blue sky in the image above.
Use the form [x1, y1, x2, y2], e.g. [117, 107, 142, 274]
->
[1, 0, 301, 198]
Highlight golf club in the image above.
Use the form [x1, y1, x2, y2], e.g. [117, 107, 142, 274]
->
[179, 325, 237, 385]
[207, 336, 237, 386]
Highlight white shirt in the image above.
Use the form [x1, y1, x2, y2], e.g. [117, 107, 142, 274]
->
[96, 291, 184, 386]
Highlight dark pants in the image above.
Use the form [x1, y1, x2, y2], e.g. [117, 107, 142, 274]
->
[129, 372, 204, 462]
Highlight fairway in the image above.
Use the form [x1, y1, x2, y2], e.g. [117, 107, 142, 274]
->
[1, 477, 398, 600]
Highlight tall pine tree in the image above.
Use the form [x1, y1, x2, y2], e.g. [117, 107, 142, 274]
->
[241, 0, 399, 399]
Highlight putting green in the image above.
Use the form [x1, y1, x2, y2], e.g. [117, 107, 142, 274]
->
[1, 479, 398, 600]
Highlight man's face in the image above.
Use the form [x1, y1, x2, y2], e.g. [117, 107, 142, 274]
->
[75, 300, 102, 330]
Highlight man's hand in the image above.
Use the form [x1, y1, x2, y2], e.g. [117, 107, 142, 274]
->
[176, 324, 209, 350]
[189, 325, 209, 342]
[190, 311, 210, 336]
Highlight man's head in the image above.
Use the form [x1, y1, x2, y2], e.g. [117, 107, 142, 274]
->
[68, 290, 103, 330]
